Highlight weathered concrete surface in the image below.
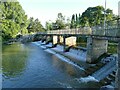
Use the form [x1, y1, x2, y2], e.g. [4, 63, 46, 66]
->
[53, 36, 60, 44]
[65, 37, 76, 46]
[86, 37, 108, 63]
[60, 36, 63, 43]
[53, 36, 76, 46]
[53, 36, 58, 44]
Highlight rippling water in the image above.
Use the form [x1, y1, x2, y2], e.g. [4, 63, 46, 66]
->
[2, 42, 101, 88]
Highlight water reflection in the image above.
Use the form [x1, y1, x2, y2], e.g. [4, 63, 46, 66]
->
[2, 43, 29, 78]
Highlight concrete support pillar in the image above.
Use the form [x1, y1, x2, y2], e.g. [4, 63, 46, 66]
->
[57, 35, 60, 44]
[52, 36, 57, 44]
[86, 37, 108, 63]
[52, 36, 61, 47]
[65, 37, 76, 46]
[63, 36, 66, 52]
[116, 41, 120, 89]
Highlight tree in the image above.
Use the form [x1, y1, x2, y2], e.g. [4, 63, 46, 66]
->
[1, 0, 28, 41]
[70, 14, 76, 28]
[55, 13, 65, 29]
[45, 21, 52, 30]
[80, 6, 114, 27]
[34, 18, 44, 32]
[65, 17, 71, 29]
[27, 17, 45, 33]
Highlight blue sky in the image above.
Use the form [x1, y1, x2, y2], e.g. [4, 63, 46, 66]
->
[18, 0, 119, 27]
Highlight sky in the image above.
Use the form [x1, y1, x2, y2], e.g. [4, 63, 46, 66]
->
[18, 0, 119, 27]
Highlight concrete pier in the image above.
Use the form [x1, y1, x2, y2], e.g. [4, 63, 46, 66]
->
[86, 37, 108, 63]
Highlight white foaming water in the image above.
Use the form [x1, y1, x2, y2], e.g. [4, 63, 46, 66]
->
[45, 43, 52, 47]
[78, 76, 99, 83]
[52, 45, 63, 52]
[45, 49, 85, 71]
[66, 48, 87, 62]
[57, 81, 72, 88]
[55, 53, 85, 71]
[40, 46, 46, 49]
[32, 42, 41, 46]
[44, 49, 56, 54]
[33, 42, 85, 71]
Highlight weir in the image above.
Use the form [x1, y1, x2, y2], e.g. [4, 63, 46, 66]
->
[21, 18, 120, 89]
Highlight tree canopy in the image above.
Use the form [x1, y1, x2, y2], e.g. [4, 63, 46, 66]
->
[0, 0, 45, 41]
[45, 13, 66, 30]
[1, 0, 29, 41]
[27, 17, 45, 33]
[79, 6, 115, 27]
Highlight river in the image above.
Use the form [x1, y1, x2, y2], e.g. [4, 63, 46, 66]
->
[2, 42, 101, 89]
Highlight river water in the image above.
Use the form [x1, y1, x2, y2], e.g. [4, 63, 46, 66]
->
[2, 42, 101, 88]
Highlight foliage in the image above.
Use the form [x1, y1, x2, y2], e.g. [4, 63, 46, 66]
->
[55, 13, 65, 29]
[45, 13, 66, 30]
[70, 13, 81, 28]
[0, 0, 28, 41]
[45, 21, 53, 30]
[80, 6, 115, 27]
[70, 6, 115, 28]
[27, 17, 45, 33]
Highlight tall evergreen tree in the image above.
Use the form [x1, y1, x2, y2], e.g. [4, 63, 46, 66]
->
[70, 14, 75, 28]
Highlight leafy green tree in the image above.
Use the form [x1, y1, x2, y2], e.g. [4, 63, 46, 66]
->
[80, 6, 114, 27]
[55, 13, 65, 29]
[1, 0, 28, 41]
[65, 17, 71, 29]
[45, 21, 52, 30]
[34, 18, 44, 32]
[27, 17, 45, 33]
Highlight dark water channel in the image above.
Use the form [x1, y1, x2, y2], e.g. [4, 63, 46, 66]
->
[2, 42, 101, 88]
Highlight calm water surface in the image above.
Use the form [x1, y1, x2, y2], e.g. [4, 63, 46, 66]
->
[2, 42, 100, 88]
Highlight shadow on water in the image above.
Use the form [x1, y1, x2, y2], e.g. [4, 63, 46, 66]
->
[2, 43, 29, 78]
